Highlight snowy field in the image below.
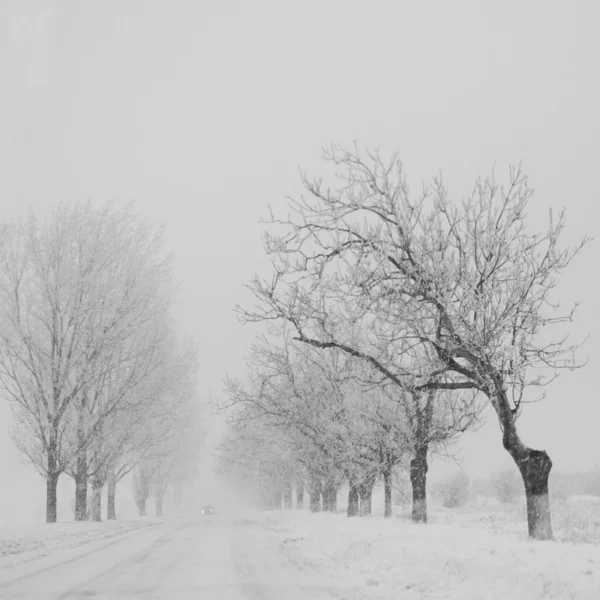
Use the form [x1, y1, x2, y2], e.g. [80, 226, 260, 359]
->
[261, 497, 600, 600]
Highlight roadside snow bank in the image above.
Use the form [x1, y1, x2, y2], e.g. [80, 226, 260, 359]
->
[272, 511, 600, 600]
[0, 518, 161, 569]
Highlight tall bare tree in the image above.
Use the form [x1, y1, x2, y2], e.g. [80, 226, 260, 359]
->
[0, 201, 173, 522]
[239, 145, 588, 539]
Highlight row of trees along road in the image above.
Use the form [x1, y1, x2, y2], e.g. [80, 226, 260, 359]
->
[0, 202, 201, 523]
[218, 325, 483, 520]
[226, 144, 587, 541]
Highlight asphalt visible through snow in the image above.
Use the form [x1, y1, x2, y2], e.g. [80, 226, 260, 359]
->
[0, 516, 336, 600]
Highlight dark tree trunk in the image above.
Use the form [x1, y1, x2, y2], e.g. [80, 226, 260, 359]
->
[504, 430, 553, 539]
[46, 471, 59, 523]
[137, 499, 146, 517]
[156, 494, 164, 517]
[73, 394, 89, 521]
[383, 465, 393, 519]
[46, 436, 60, 524]
[74, 453, 88, 521]
[410, 447, 428, 523]
[91, 481, 103, 522]
[493, 388, 554, 540]
[283, 479, 293, 510]
[296, 480, 304, 510]
[347, 474, 359, 517]
[74, 476, 88, 521]
[518, 450, 553, 539]
[309, 476, 322, 513]
[107, 476, 117, 520]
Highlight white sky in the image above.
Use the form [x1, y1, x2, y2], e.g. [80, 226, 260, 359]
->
[0, 0, 598, 517]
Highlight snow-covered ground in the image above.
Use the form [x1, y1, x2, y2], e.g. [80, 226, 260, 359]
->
[1, 499, 600, 598]
[0, 518, 161, 570]
[264, 497, 600, 600]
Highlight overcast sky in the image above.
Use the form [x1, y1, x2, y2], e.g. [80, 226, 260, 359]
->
[0, 0, 598, 516]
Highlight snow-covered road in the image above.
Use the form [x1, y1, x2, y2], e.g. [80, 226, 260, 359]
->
[0, 516, 335, 599]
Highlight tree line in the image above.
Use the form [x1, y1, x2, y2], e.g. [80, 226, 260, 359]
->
[0, 202, 201, 523]
[218, 144, 588, 541]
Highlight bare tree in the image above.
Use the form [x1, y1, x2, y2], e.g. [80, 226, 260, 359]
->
[0, 201, 173, 522]
[239, 144, 588, 539]
[222, 329, 414, 518]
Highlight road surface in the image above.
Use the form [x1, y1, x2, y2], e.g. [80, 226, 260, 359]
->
[0, 516, 335, 599]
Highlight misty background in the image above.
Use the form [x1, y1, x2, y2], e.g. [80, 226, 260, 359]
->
[0, 0, 598, 521]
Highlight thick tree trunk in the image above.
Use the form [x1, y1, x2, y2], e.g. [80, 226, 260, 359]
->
[156, 494, 164, 517]
[107, 476, 117, 520]
[296, 481, 304, 510]
[309, 477, 322, 513]
[519, 450, 553, 539]
[46, 472, 59, 523]
[505, 438, 553, 539]
[383, 466, 393, 519]
[91, 481, 103, 522]
[495, 388, 553, 540]
[74, 476, 88, 521]
[137, 499, 146, 517]
[410, 447, 428, 523]
[74, 453, 88, 521]
[347, 474, 359, 517]
[322, 479, 337, 512]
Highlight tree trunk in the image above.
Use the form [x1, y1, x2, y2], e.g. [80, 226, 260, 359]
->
[347, 474, 359, 517]
[322, 479, 337, 512]
[283, 483, 293, 510]
[156, 494, 164, 517]
[296, 481, 304, 510]
[107, 476, 117, 520]
[91, 481, 103, 522]
[309, 476, 322, 513]
[46, 471, 59, 523]
[74, 476, 88, 521]
[504, 439, 553, 539]
[137, 499, 146, 517]
[46, 437, 60, 524]
[383, 465, 393, 519]
[495, 388, 553, 540]
[518, 450, 553, 539]
[410, 447, 428, 523]
[74, 454, 88, 521]
[358, 482, 374, 517]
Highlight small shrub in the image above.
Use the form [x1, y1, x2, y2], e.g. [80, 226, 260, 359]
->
[491, 467, 521, 504]
[433, 471, 470, 508]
